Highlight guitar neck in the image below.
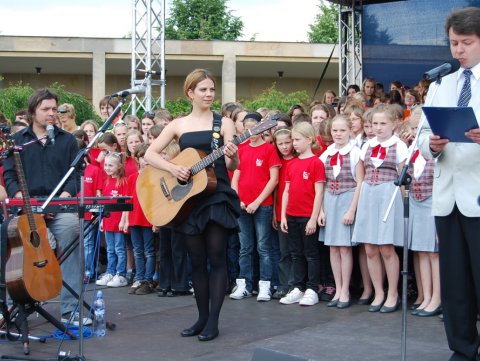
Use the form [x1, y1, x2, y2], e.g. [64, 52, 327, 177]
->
[13, 151, 37, 232]
[190, 129, 252, 176]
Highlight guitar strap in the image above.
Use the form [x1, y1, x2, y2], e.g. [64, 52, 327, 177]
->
[210, 112, 223, 167]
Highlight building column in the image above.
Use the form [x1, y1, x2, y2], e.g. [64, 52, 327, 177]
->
[222, 54, 236, 104]
[92, 51, 106, 114]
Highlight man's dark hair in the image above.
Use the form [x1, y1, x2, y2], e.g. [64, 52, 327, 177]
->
[27, 88, 58, 121]
[445, 7, 480, 37]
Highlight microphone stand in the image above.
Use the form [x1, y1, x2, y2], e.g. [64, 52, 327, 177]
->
[383, 76, 442, 361]
[40, 96, 128, 361]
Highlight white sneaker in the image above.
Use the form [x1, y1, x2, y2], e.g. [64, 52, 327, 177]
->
[299, 288, 319, 306]
[106, 274, 128, 288]
[95, 273, 113, 286]
[257, 280, 271, 302]
[229, 279, 252, 300]
[279, 288, 305, 305]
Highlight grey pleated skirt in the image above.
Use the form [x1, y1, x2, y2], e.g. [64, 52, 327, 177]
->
[319, 189, 355, 246]
[408, 196, 438, 252]
[351, 182, 404, 246]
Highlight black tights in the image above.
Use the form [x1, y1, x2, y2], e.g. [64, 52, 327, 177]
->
[183, 222, 228, 335]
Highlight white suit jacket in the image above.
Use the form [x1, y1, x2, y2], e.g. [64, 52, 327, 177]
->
[418, 66, 480, 217]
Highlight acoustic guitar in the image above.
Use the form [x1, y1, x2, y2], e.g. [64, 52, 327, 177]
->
[137, 119, 277, 227]
[5, 146, 62, 304]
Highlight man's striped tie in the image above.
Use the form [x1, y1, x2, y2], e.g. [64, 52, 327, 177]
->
[458, 69, 472, 107]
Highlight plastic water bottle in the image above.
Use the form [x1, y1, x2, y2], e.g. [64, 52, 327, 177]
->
[93, 290, 106, 337]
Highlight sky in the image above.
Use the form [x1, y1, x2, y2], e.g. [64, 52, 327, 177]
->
[0, 0, 320, 42]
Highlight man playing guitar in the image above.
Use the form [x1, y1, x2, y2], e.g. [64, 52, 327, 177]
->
[3, 88, 86, 325]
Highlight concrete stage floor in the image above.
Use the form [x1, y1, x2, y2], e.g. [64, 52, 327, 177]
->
[0, 285, 452, 361]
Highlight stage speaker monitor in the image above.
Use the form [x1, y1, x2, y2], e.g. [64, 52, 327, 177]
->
[251, 348, 316, 361]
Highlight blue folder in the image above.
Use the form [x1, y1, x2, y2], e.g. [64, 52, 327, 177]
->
[422, 106, 479, 143]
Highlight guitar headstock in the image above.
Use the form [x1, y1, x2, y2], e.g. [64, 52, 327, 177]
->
[247, 118, 278, 136]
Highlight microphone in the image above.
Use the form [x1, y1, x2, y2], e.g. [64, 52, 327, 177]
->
[46, 124, 55, 145]
[423, 59, 461, 80]
[111, 86, 146, 97]
[138, 69, 160, 75]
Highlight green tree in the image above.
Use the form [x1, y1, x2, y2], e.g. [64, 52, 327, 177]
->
[308, 1, 339, 43]
[165, 0, 243, 41]
[242, 84, 310, 113]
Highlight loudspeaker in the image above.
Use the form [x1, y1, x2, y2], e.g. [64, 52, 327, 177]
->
[251, 348, 315, 361]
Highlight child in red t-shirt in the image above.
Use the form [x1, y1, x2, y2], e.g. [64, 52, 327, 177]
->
[279, 122, 325, 306]
[272, 128, 295, 299]
[81, 146, 103, 283]
[96, 152, 129, 288]
[124, 130, 144, 177]
[230, 112, 281, 302]
[122, 143, 155, 295]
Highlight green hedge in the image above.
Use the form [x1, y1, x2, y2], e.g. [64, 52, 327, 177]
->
[0, 82, 100, 124]
[160, 84, 310, 118]
[0, 82, 308, 123]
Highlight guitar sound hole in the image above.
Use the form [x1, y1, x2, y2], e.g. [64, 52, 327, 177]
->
[30, 231, 41, 248]
[177, 176, 191, 187]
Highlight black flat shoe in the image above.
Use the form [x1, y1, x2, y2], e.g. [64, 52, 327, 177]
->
[368, 300, 385, 312]
[327, 299, 339, 307]
[181, 327, 202, 337]
[337, 299, 351, 309]
[380, 299, 400, 313]
[417, 305, 442, 317]
[198, 330, 219, 341]
[357, 297, 372, 305]
[411, 308, 424, 316]
[409, 303, 421, 310]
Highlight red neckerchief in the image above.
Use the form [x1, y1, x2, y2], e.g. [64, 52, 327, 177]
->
[330, 152, 343, 167]
[371, 144, 387, 159]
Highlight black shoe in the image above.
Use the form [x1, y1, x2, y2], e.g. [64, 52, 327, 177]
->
[327, 299, 339, 307]
[272, 290, 288, 300]
[411, 308, 424, 316]
[181, 327, 202, 337]
[168, 290, 192, 297]
[417, 305, 442, 317]
[337, 299, 351, 309]
[357, 297, 372, 305]
[198, 329, 219, 341]
[380, 299, 400, 313]
[368, 301, 385, 313]
[157, 289, 168, 297]
[409, 303, 421, 310]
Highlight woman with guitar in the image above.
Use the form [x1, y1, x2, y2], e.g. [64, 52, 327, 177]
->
[144, 69, 241, 342]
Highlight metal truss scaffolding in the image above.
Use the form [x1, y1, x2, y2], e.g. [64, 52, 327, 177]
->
[337, 0, 363, 96]
[129, 0, 166, 115]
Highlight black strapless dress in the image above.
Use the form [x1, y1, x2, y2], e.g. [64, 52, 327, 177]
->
[175, 130, 240, 236]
